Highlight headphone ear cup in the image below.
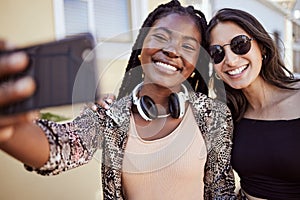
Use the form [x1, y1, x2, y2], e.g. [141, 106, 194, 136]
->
[169, 93, 180, 119]
[139, 95, 158, 120]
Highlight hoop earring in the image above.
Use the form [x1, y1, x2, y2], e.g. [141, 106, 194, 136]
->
[215, 72, 221, 80]
[138, 54, 141, 61]
[262, 54, 266, 60]
[208, 76, 217, 99]
[189, 72, 195, 78]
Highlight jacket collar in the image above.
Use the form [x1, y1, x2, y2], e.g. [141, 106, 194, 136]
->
[106, 95, 133, 126]
[106, 91, 204, 126]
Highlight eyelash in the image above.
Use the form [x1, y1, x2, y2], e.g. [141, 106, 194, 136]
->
[153, 34, 168, 42]
[152, 34, 196, 51]
[182, 44, 195, 51]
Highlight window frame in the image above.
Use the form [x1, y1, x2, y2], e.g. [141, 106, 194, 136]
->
[52, 0, 147, 42]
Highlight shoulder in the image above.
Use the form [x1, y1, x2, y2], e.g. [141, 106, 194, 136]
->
[105, 95, 132, 126]
[289, 85, 300, 100]
[81, 95, 132, 126]
[275, 83, 300, 107]
[189, 92, 233, 130]
[189, 92, 230, 116]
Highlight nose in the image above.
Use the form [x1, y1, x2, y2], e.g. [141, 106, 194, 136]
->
[162, 44, 179, 58]
[223, 46, 239, 66]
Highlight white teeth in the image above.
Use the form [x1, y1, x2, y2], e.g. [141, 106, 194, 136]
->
[227, 65, 247, 75]
[155, 62, 177, 71]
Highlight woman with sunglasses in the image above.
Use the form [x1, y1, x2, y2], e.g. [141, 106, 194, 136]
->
[207, 8, 300, 200]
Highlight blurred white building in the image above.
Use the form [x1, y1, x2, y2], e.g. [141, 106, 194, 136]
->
[55, 0, 300, 76]
[196, 0, 300, 73]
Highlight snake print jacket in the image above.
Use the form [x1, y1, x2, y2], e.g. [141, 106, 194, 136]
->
[27, 92, 237, 199]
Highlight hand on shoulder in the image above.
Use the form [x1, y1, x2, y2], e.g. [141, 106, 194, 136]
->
[96, 93, 116, 109]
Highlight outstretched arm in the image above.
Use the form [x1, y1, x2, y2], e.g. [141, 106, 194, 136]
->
[0, 120, 50, 168]
[0, 40, 50, 168]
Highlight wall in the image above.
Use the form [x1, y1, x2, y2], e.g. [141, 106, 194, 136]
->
[0, 151, 102, 200]
[0, 0, 55, 46]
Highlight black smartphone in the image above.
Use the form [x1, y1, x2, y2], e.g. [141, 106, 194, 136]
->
[0, 33, 99, 115]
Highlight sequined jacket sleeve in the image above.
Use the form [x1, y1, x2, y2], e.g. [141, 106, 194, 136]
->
[26, 106, 104, 175]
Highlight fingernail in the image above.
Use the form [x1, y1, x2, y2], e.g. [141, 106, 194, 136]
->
[105, 99, 113, 104]
[15, 77, 34, 93]
[9, 52, 27, 67]
[26, 111, 40, 121]
[0, 127, 14, 142]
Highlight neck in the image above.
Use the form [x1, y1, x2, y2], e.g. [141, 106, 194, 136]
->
[242, 78, 279, 111]
[139, 83, 182, 105]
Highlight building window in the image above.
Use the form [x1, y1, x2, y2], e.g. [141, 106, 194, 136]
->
[64, 0, 90, 35]
[53, 0, 147, 42]
[93, 0, 131, 41]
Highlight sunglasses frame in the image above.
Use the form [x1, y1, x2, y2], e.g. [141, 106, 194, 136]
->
[209, 35, 254, 64]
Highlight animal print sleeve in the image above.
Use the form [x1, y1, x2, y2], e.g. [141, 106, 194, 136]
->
[25, 106, 104, 176]
[205, 99, 236, 199]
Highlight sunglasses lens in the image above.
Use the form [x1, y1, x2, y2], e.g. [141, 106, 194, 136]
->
[209, 35, 253, 64]
[209, 45, 225, 64]
[231, 35, 251, 55]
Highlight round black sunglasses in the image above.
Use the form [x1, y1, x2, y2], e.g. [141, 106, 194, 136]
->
[209, 35, 254, 64]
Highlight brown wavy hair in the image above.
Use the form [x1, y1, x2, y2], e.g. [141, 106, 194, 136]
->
[206, 8, 300, 123]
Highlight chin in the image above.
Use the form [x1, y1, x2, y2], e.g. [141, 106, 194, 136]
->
[228, 83, 248, 90]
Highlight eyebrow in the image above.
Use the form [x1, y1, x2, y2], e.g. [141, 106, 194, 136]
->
[153, 27, 200, 44]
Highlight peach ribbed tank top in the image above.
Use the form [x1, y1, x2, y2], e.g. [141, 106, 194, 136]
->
[122, 106, 207, 200]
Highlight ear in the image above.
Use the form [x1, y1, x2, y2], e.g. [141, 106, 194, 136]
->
[260, 45, 267, 56]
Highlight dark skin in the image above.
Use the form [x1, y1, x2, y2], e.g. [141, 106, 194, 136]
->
[128, 13, 201, 140]
[98, 14, 202, 141]
[0, 13, 202, 167]
[0, 42, 36, 143]
[0, 41, 49, 168]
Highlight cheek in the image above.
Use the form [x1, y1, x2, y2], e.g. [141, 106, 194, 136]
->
[184, 60, 196, 76]
[248, 52, 263, 72]
[249, 44, 263, 66]
[183, 52, 199, 69]
[140, 48, 155, 63]
[212, 64, 222, 73]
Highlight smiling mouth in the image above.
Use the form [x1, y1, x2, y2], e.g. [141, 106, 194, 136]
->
[227, 65, 248, 76]
[155, 61, 182, 72]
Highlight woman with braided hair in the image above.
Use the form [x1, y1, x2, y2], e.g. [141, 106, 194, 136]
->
[116, 0, 209, 99]
[0, 0, 237, 199]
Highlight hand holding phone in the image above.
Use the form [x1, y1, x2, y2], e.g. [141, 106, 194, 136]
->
[0, 42, 37, 142]
[0, 33, 99, 115]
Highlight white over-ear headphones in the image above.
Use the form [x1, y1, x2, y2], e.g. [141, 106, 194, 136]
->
[132, 82, 189, 121]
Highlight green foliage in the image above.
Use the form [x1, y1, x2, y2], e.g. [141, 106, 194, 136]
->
[40, 112, 70, 122]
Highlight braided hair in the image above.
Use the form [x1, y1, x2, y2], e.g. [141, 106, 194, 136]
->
[117, 0, 209, 99]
